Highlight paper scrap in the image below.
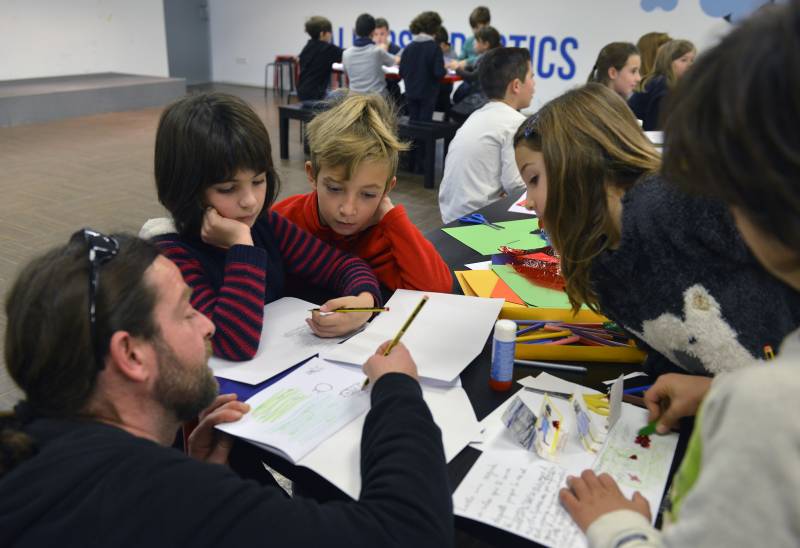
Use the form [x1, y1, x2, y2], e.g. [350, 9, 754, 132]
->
[492, 265, 577, 309]
[442, 218, 546, 256]
[507, 191, 538, 215]
[465, 260, 492, 270]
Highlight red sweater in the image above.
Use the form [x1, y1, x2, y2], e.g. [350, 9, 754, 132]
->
[274, 192, 453, 293]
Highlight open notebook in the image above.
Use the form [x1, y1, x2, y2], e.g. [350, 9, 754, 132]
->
[217, 358, 370, 463]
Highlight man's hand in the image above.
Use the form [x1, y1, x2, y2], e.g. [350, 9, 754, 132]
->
[560, 470, 651, 532]
[307, 292, 375, 337]
[201, 207, 254, 249]
[188, 394, 250, 465]
[363, 341, 419, 385]
[644, 374, 712, 434]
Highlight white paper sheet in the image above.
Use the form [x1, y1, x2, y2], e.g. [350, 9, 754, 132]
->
[602, 372, 648, 385]
[470, 374, 678, 521]
[217, 358, 369, 463]
[645, 131, 664, 145]
[297, 380, 481, 499]
[209, 297, 347, 385]
[465, 261, 492, 270]
[320, 290, 504, 382]
[453, 450, 585, 548]
[507, 191, 537, 215]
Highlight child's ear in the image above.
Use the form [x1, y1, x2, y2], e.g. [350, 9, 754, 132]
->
[385, 176, 397, 195]
[305, 161, 318, 190]
[608, 67, 618, 81]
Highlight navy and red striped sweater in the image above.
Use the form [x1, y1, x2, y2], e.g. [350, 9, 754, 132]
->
[153, 210, 381, 361]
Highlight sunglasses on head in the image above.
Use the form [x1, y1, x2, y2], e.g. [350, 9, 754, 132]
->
[69, 228, 120, 370]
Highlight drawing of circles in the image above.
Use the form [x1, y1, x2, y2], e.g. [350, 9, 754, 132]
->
[313, 383, 333, 393]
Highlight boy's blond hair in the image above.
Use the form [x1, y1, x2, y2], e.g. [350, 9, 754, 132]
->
[307, 92, 409, 186]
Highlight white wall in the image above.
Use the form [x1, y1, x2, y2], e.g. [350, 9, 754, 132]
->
[208, 0, 750, 109]
[0, 0, 169, 81]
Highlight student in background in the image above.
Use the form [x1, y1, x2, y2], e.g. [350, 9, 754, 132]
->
[513, 83, 800, 378]
[587, 42, 641, 99]
[435, 26, 455, 114]
[0, 233, 453, 548]
[439, 48, 534, 223]
[450, 25, 501, 104]
[297, 16, 342, 102]
[342, 13, 399, 96]
[458, 6, 491, 67]
[400, 11, 446, 123]
[274, 93, 453, 294]
[372, 17, 401, 54]
[636, 31, 671, 85]
[373, 17, 403, 109]
[629, 39, 696, 130]
[141, 92, 381, 361]
[560, 4, 800, 546]
[399, 11, 446, 172]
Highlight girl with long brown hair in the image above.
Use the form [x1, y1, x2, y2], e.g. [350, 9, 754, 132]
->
[513, 83, 800, 378]
[628, 39, 696, 130]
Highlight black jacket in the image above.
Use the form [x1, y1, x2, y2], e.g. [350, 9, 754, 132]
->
[297, 39, 343, 101]
[628, 75, 669, 131]
[399, 40, 446, 100]
[0, 374, 454, 548]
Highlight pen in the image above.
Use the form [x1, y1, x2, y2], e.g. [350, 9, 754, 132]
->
[763, 345, 775, 361]
[514, 359, 588, 374]
[308, 307, 390, 313]
[362, 296, 429, 389]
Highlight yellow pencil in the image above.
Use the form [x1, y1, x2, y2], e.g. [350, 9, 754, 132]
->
[516, 330, 571, 343]
[308, 307, 390, 313]
[362, 295, 429, 389]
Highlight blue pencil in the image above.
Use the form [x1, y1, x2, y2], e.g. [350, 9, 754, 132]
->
[622, 384, 652, 395]
[516, 322, 546, 336]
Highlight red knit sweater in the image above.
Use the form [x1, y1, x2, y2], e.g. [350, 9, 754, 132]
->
[274, 192, 453, 293]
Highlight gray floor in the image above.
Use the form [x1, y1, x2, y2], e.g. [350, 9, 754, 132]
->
[0, 83, 445, 410]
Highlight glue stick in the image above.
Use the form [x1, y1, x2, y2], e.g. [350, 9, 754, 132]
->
[489, 319, 516, 391]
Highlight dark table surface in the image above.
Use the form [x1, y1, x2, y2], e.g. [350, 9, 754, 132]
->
[247, 194, 685, 548]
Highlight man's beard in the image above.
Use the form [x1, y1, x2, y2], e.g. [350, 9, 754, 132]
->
[153, 338, 217, 422]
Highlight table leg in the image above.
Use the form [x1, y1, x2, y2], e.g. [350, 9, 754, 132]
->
[424, 137, 436, 189]
[279, 114, 289, 159]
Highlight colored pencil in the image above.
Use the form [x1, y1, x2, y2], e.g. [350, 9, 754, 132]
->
[514, 359, 588, 374]
[623, 384, 653, 395]
[308, 307, 390, 313]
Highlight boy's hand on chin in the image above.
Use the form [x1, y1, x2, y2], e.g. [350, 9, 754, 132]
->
[367, 196, 394, 228]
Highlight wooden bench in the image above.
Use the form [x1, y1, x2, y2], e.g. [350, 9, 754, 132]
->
[277, 103, 317, 159]
[397, 118, 459, 189]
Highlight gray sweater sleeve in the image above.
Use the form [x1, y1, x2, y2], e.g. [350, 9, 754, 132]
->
[586, 330, 800, 548]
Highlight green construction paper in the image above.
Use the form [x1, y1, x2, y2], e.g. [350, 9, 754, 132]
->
[492, 265, 582, 309]
[441, 219, 546, 256]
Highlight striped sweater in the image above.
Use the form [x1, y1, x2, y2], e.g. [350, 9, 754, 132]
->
[150, 210, 381, 361]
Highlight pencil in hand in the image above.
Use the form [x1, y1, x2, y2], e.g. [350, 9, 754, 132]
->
[362, 295, 429, 389]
